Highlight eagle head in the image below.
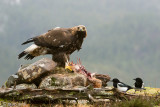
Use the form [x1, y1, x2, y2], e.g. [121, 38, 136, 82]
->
[76, 25, 87, 38]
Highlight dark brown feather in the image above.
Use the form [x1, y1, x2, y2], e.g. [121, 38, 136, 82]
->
[33, 28, 74, 48]
[21, 38, 34, 45]
[18, 51, 26, 59]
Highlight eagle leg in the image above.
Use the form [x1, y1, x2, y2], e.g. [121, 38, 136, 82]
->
[52, 54, 66, 68]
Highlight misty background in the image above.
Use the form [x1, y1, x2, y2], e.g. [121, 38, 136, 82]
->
[0, 0, 160, 87]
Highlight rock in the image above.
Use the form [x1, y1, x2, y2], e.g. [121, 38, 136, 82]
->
[39, 73, 87, 89]
[88, 78, 102, 88]
[18, 58, 57, 82]
[94, 74, 111, 87]
[5, 74, 19, 88]
[85, 73, 110, 88]
[6, 58, 57, 87]
[11, 83, 37, 89]
[5, 58, 110, 90]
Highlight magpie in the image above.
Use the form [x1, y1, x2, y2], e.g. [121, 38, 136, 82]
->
[111, 78, 133, 92]
[133, 77, 145, 90]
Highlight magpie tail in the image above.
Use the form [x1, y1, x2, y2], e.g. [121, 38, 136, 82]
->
[129, 86, 134, 89]
[21, 38, 34, 45]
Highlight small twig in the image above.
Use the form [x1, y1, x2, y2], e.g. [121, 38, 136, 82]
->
[88, 94, 110, 103]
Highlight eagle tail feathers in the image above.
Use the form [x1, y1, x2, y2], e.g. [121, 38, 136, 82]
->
[24, 54, 35, 60]
[18, 51, 26, 59]
[22, 38, 34, 45]
[18, 51, 35, 60]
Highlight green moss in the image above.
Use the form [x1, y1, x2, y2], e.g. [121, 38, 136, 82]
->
[6, 91, 20, 97]
[4, 81, 7, 87]
[111, 97, 160, 107]
[68, 92, 77, 96]
[51, 77, 57, 86]
[0, 98, 9, 102]
[24, 95, 31, 99]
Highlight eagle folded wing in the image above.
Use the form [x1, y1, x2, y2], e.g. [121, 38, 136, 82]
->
[33, 29, 74, 48]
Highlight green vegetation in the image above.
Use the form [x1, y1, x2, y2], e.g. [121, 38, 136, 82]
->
[0, 98, 160, 107]
[111, 98, 160, 107]
[51, 77, 57, 86]
[0, 0, 160, 87]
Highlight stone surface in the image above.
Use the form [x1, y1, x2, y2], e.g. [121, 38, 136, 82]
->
[39, 73, 87, 89]
[5, 74, 19, 88]
[6, 58, 57, 87]
[94, 74, 111, 87]
[11, 83, 37, 89]
[5, 58, 110, 90]
[18, 58, 57, 82]
[88, 77, 102, 88]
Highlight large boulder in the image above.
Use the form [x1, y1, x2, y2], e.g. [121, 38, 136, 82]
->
[94, 74, 111, 87]
[39, 73, 87, 89]
[5, 58, 111, 89]
[6, 58, 57, 87]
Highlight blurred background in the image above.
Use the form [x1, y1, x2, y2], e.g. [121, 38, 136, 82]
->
[0, 0, 160, 87]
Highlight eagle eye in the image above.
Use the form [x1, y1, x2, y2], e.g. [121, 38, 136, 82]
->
[77, 27, 80, 30]
[83, 27, 85, 30]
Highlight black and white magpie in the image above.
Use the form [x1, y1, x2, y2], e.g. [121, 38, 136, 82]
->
[133, 77, 145, 89]
[111, 78, 133, 92]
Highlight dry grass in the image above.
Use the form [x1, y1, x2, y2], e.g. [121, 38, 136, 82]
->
[0, 98, 160, 107]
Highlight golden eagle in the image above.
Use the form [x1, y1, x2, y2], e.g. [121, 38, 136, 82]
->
[18, 25, 87, 67]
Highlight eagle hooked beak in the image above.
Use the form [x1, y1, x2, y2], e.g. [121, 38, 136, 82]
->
[78, 27, 85, 31]
[79, 28, 83, 31]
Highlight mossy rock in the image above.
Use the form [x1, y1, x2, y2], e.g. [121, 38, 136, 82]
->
[13, 83, 37, 89]
[127, 87, 160, 96]
[39, 73, 87, 89]
[5, 58, 57, 87]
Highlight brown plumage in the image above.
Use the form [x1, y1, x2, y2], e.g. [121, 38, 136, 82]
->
[18, 25, 87, 67]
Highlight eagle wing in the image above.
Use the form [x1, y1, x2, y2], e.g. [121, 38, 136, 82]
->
[33, 28, 75, 48]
